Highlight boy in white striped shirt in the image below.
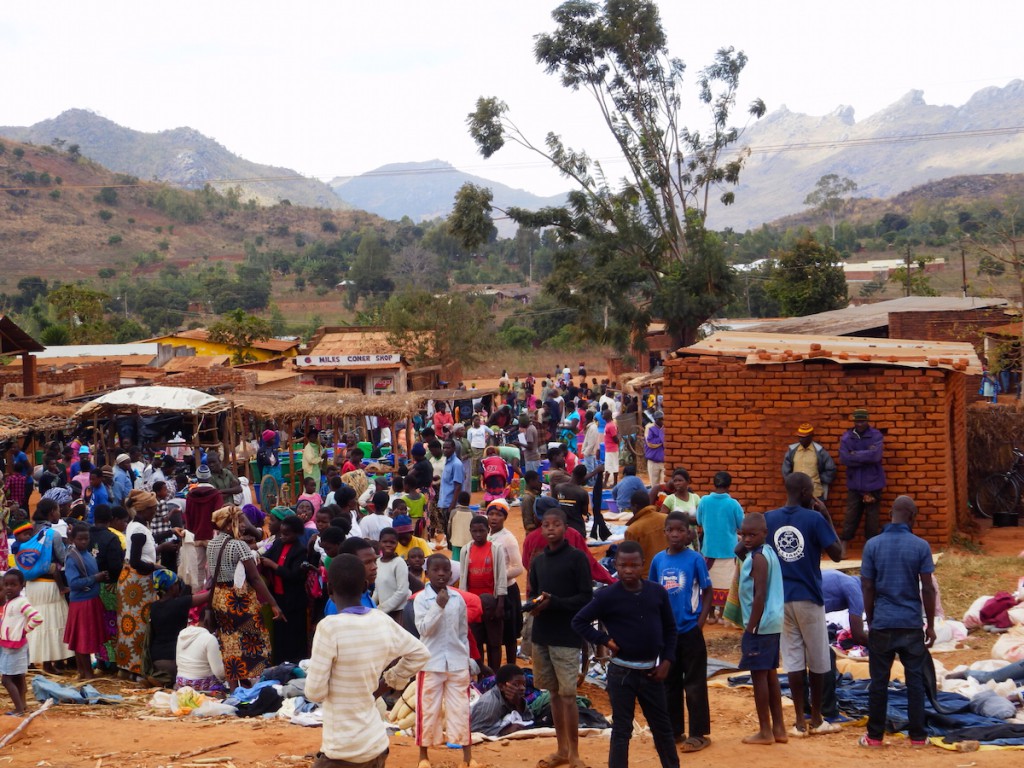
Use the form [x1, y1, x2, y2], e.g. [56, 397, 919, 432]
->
[306, 554, 430, 768]
[414, 553, 477, 768]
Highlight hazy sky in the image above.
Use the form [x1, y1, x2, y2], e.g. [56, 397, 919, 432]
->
[4, 1, 1021, 195]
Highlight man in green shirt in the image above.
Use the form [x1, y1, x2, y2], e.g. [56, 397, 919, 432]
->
[206, 451, 242, 500]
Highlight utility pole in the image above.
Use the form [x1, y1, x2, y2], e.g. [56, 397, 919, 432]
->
[959, 239, 968, 298]
[904, 242, 912, 297]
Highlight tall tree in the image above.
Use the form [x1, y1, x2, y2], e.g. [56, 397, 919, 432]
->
[207, 308, 273, 364]
[47, 284, 110, 343]
[765, 236, 848, 316]
[804, 174, 858, 242]
[382, 290, 491, 370]
[451, 0, 764, 350]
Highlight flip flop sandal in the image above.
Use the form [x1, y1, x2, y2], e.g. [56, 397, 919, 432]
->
[787, 725, 808, 738]
[680, 736, 711, 752]
[536, 754, 569, 768]
[810, 721, 842, 735]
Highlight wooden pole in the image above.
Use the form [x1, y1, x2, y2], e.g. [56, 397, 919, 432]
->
[0, 697, 53, 747]
[286, 418, 297, 504]
[225, 407, 237, 477]
[331, 417, 339, 468]
[237, 410, 250, 482]
[192, 414, 201, 467]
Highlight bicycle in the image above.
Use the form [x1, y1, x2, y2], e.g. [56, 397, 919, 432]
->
[974, 446, 1024, 518]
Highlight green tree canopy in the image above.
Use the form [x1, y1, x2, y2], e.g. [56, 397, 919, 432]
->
[804, 174, 858, 242]
[451, 0, 764, 350]
[766, 236, 848, 316]
[207, 308, 273, 364]
[382, 290, 491, 370]
[47, 284, 111, 343]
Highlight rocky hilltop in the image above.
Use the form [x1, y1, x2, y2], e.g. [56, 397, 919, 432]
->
[719, 80, 1024, 230]
[0, 109, 347, 211]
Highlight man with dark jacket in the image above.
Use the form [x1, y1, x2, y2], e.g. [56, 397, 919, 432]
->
[859, 496, 935, 748]
[838, 409, 886, 557]
[781, 423, 836, 501]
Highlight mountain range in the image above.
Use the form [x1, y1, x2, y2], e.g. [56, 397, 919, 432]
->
[718, 80, 1024, 230]
[330, 160, 566, 234]
[0, 109, 347, 211]
[3, 80, 1024, 233]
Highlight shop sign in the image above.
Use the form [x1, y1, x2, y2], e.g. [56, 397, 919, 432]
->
[296, 353, 400, 367]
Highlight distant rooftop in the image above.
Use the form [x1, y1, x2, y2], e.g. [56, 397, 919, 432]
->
[745, 296, 1010, 337]
[33, 343, 159, 359]
[151, 329, 299, 353]
[682, 330, 982, 375]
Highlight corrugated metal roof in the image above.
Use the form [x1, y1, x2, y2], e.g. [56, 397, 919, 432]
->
[146, 330, 300, 352]
[682, 331, 982, 374]
[33, 343, 159, 359]
[6, 355, 156, 368]
[255, 370, 301, 385]
[744, 296, 1010, 337]
[161, 355, 231, 372]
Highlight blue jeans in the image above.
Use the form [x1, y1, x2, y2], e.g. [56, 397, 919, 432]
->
[965, 660, 1024, 684]
[583, 456, 597, 475]
[867, 628, 928, 741]
[606, 663, 678, 768]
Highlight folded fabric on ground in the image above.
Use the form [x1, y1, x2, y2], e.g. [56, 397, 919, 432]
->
[833, 677, 1005, 736]
[225, 679, 281, 704]
[31, 676, 123, 705]
[235, 686, 283, 717]
[941, 723, 1024, 745]
[969, 690, 1017, 719]
[706, 657, 740, 678]
[722, 673, 1008, 736]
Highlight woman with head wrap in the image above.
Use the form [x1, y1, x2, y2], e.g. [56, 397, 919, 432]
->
[42, 486, 73, 540]
[115, 489, 162, 677]
[207, 504, 281, 686]
[148, 568, 213, 686]
[256, 430, 283, 484]
[24, 498, 71, 673]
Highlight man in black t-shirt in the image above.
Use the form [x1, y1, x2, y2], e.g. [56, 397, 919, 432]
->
[555, 465, 590, 537]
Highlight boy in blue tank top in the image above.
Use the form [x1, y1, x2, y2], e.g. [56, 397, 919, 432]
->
[738, 512, 786, 746]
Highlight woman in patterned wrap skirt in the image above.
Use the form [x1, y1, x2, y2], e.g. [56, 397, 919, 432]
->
[206, 505, 283, 686]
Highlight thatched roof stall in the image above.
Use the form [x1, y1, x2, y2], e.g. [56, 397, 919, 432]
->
[228, 388, 501, 424]
[225, 387, 502, 494]
[0, 399, 81, 452]
[74, 386, 230, 466]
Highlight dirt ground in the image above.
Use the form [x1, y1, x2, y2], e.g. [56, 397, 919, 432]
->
[3, 500, 1023, 767]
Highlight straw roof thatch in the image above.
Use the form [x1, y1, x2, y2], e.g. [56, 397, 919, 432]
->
[0, 399, 80, 441]
[228, 387, 501, 423]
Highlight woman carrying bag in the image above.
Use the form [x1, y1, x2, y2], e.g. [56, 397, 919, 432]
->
[206, 505, 282, 688]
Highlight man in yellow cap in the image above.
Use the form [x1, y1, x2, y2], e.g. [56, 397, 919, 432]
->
[782, 424, 836, 502]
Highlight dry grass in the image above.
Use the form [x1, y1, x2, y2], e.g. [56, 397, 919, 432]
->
[934, 551, 1022, 620]
[966, 401, 1024, 490]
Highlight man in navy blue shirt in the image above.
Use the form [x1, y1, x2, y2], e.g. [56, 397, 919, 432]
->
[765, 472, 842, 737]
[573, 540, 678, 768]
[859, 496, 935, 748]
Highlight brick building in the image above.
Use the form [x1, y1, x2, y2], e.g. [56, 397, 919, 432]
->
[663, 331, 982, 549]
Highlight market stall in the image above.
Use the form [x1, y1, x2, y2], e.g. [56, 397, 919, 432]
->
[73, 385, 231, 468]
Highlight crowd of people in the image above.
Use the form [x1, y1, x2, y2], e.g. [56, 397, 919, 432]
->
[0, 370, 946, 767]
